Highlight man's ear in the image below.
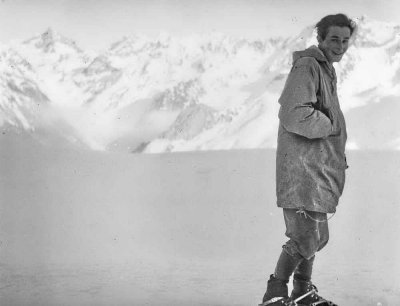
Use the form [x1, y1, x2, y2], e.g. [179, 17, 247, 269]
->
[317, 35, 323, 44]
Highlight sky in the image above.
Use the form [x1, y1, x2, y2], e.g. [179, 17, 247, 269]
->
[0, 0, 399, 51]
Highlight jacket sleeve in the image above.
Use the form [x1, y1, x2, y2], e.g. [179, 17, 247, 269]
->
[278, 60, 335, 139]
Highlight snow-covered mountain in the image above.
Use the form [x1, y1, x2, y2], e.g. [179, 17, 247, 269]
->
[1, 16, 400, 152]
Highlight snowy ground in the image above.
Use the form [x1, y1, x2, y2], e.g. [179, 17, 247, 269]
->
[0, 135, 399, 306]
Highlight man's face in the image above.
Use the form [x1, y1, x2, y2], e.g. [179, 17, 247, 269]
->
[318, 26, 351, 63]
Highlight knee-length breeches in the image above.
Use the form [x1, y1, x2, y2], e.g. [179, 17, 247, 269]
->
[282, 208, 329, 260]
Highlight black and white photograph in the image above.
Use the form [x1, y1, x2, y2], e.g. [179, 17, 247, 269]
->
[0, 0, 399, 305]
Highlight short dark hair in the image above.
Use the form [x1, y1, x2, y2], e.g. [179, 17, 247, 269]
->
[316, 14, 356, 40]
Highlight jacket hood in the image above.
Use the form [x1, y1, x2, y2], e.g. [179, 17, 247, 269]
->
[292, 45, 328, 64]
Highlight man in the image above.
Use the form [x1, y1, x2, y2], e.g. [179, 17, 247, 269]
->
[260, 14, 356, 306]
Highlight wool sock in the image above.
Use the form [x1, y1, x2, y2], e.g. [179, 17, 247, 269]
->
[294, 255, 315, 282]
[274, 249, 303, 282]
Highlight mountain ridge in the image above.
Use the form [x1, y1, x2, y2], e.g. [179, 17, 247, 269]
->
[1, 16, 400, 152]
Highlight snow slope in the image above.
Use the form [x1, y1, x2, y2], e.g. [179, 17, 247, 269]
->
[0, 135, 399, 305]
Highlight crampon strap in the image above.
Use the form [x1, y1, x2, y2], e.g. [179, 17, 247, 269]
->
[259, 297, 284, 305]
[293, 288, 316, 303]
[293, 289, 336, 306]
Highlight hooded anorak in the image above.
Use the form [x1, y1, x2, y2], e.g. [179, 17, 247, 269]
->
[276, 46, 348, 214]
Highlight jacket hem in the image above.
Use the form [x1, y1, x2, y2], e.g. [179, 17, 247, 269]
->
[276, 201, 337, 214]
